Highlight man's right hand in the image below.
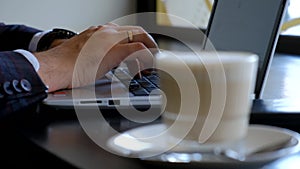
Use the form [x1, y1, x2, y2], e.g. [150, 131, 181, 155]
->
[34, 24, 158, 92]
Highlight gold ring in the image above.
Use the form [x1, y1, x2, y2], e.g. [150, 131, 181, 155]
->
[127, 30, 133, 43]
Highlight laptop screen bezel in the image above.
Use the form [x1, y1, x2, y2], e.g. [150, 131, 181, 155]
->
[204, 0, 289, 99]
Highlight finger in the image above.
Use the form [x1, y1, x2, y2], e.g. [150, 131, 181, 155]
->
[79, 26, 101, 38]
[107, 43, 155, 73]
[109, 42, 153, 63]
[88, 25, 98, 29]
[123, 47, 155, 77]
[125, 59, 142, 78]
[96, 25, 159, 52]
[109, 25, 158, 49]
[105, 22, 119, 27]
[98, 29, 157, 51]
[118, 30, 158, 50]
[111, 25, 145, 32]
[122, 44, 155, 69]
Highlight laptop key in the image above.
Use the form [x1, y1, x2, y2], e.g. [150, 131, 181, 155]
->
[128, 81, 141, 90]
[114, 68, 160, 96]
[130, 87, 149, 96]
[144, 75, 159, 85]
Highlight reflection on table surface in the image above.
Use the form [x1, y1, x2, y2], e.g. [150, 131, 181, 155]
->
[25, 118, 300, 169]
[263, 53, 300, 100]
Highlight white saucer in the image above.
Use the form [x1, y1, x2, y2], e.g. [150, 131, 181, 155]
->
[107, 124, 300, 168]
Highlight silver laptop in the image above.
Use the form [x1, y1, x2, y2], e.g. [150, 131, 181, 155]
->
[43, 66, 162, 109]
[42, 0, 288, 109]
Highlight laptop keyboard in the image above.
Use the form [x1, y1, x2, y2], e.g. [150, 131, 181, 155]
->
[112, 68, 160, 96]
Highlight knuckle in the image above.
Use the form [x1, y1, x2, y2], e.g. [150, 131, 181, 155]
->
[133, 26, 146, 34]
[132, 42, 146, 50]
[135, 26, 145, 32]
[100, 25, 110, 30]
[140, 32, 149, 39]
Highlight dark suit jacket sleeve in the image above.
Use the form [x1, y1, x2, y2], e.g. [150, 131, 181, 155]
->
[0, 24, 47, 117]
[0, 24, 42, 51]
[0, 51, 48, 117]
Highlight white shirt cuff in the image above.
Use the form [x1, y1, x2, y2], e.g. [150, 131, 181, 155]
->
[14, 49, 40, 72]
[28, 30, 51, 52]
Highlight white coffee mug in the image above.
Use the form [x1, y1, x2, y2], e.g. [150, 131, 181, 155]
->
[156, 50, 258, 144]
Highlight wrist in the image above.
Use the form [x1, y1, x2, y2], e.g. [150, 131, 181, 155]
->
[49, 39, 68, 48]
[34, 49, 72, 92]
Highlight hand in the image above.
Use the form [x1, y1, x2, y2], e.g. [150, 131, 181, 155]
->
[34, 24, 158, 92]
[48, 39, 68, 49]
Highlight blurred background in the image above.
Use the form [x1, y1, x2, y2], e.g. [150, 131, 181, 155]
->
[0, 0, 136, 32]
[0, 0, 299, 35]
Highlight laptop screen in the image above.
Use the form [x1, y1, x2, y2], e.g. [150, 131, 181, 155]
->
[204, 0, 288, 99]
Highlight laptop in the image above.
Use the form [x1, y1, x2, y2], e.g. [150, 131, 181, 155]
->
[42, 0, 288, 111]
[43, 66, 162, 110]
[203, 0, 289, 99]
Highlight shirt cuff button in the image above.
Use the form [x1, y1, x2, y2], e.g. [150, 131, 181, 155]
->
[20, 79, 32, 92]
[3, 81, 13, 95]
[12, 80, 22, 93]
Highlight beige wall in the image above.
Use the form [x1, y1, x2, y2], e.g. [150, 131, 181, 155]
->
[0, 0, 136, 32]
